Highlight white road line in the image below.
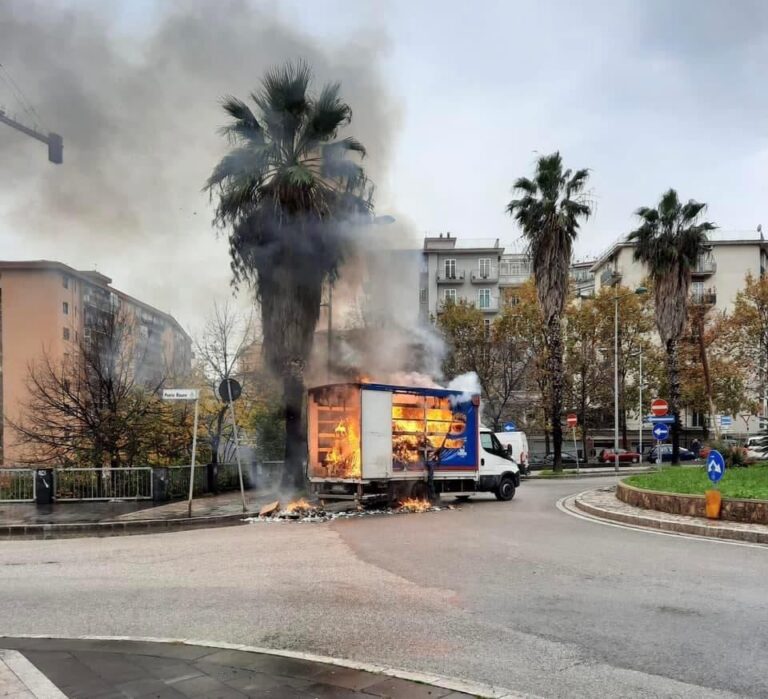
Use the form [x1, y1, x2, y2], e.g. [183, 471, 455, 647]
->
[0, 649, 68, 698]
[556, 492, 768, 550]
[0, 634, 532, 699]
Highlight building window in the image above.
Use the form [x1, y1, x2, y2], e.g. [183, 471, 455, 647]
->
[63, 327, 70, 341]
[444, 289, 457, 304]
[444, 259, 456, 279]
[483, 318, 491, 337]
[62, 275, 69, 289]
[419, 288, 427, 304]
[508, 294, 520, 306]
[62, 301, 69, 315]
[691, 281, 704, 302]
[479, 258, 491, 278]
[478, 288, 491, 309]
[691, 410, 706, 428]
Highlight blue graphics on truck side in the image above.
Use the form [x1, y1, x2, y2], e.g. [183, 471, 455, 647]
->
[434, 395, 478, 469]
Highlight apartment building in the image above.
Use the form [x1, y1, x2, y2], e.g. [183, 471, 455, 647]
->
[0, 260, 192, 463]
[420, 233, 595, 318]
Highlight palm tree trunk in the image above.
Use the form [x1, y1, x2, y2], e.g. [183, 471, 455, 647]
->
[666, 339, 681, 465]
[548, 316, 564, 472]
[281, 370, 306, 493]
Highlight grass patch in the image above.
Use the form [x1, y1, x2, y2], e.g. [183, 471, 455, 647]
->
[626, 464, 768, 500]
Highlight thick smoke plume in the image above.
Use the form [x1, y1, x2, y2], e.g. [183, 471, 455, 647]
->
[0, 0, 399, 328]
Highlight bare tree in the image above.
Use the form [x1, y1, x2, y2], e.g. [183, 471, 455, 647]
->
[194, 301, 254, 467]
[11, 307, 165, 467]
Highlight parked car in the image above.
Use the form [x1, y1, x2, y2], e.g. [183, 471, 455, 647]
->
[745, 436, 767, 461]
[647, 445, 696, 463]
[599, 448, 641, 464]
[541, 450, 580, 465]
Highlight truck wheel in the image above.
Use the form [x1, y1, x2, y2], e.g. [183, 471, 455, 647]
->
[495, 476, 515, 501]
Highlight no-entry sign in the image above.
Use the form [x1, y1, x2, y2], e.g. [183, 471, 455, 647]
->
[651, 398, 669, 417]
[566, 413, 578, 428]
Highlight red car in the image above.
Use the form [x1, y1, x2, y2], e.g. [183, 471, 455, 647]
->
[599, 448, 641, 464]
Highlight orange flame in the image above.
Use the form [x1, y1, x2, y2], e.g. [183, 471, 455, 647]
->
[284, 498, 313, 513]
[399, 498, 432, 512]
[325, 418, 361, 478]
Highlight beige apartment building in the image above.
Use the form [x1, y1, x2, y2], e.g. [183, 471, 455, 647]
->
[0, 260, 192, 464]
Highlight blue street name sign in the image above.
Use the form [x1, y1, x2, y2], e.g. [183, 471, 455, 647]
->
[503, 421, 517, 432]
[720, 415, 733, 427]
[652, 423, 669, 441]
[644, 415, 676, 424]
[707, 449, 726, 484]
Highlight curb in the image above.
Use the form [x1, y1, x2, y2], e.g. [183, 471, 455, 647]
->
[526, 468, 652, 479]
[572, 491, 768, 545]
[0, 510, 261, 541]
[0, 634, 527, 699]
[0, 649, 67, 698]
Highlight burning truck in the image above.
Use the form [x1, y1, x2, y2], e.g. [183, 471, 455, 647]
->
[307, 382, 520, 503]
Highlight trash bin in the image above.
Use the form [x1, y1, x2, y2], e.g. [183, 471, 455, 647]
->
[35, 468, 54, 505]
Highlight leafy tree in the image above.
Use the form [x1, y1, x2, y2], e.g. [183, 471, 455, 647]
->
[438, 300, 533, 431]
[206, 61, 373, 491]
[507, 153, 591, 470]
[628, 189, 715, 463]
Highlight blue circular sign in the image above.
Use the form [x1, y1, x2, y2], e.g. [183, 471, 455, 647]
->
[503, 421, 516, 432]
[707, 450, 726, 483]
[652, 423, 669, 441]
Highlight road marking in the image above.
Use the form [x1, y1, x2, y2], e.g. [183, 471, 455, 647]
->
[556, 492, 768, 550]
[0, 649, 68, 698]
[0, 635, 531, 699]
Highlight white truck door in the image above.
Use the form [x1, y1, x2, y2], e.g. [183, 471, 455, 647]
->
[361, 389, 392, 479]
[479, 430, 519, 475]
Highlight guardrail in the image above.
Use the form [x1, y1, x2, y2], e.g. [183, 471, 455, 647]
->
[0, 469, 35, 502]
[54, 468, 153, 501]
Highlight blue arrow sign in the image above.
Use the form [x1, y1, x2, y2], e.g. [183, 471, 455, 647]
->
[503, 421, 517, 432]
[707, 449, 726, 483]
[644, 415, 676, 424]
[652, 423, 669, 441]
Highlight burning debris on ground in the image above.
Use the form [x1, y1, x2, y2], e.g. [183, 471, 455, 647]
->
[245, 496, 455, 524]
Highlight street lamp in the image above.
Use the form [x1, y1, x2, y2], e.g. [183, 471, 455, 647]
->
[612, 283, 647, 472]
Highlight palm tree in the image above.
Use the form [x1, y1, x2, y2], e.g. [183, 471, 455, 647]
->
[628, 189, 715, 464]
[507, 153, 591, 472]
[206, 61, 373, 491]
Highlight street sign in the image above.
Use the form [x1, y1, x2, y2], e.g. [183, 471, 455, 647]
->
[218, 378, 242, 402]
[644, 415, 676, 424]
[162, 388, 199, 400]
[652, 423, 669, 441]
[720, 415, 733, 427]
[651, 398, 669, 417]
[503, 421, 517, 432]
[566, 413, 578, 428]
[707, 449, 726, 483]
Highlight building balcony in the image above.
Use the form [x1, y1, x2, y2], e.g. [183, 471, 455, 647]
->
[600, 268, 622, 286]
[691, 289, 716, 306]
[436, 270, 465, 284]
[498, 273, 530, 286]
[470, 269, 499, 283]
[691, 259, 717, 276]
[437, 297, 499, 313]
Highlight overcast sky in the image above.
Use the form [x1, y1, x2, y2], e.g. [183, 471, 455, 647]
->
[1, 0, 766, 329]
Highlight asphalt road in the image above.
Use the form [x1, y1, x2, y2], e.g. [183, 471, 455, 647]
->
[1, 477, 766, 698]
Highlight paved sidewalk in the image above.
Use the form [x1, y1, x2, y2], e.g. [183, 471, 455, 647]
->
[0, 638, 483, 698]
[571, 486, 768, 544]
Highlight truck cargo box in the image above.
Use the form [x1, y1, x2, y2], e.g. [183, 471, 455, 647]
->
[307, 382, 479, 483]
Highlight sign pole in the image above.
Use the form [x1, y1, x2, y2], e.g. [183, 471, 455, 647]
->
[187, 396, 199, 518]
[226, 384, 247, 513]
[572, 426, 580, 473]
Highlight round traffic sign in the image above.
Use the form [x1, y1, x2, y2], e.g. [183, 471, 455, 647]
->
[652, 423, 669, 441]
[651, 398, 669, 417]
[566, 413, 578, 428]
[707, 449, 726, 483]
[218, 377, 242, 402]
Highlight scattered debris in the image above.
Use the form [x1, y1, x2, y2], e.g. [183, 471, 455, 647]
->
[244, 498, 455, 525]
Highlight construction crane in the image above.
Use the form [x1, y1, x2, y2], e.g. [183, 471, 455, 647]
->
[0, 108, 62, 164]
[0, 62, 62, 164]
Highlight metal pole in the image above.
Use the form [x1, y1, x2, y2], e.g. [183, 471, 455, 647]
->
[187, 397, 200, 519]
[638, 350, 643, 463]
[227, 384, 248, 513]
[614, 296, 620, 473]
[573, 426, 580, 473]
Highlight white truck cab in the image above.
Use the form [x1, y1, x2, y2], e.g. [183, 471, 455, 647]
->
[477, 428, 520, 500]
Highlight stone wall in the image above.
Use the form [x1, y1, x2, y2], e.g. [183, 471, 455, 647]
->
[617, 480, 768, 524]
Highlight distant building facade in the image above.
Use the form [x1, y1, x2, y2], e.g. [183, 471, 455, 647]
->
[0, 260, 192, 463]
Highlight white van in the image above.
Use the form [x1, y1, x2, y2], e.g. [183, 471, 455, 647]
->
[495, 431, 529, 474]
